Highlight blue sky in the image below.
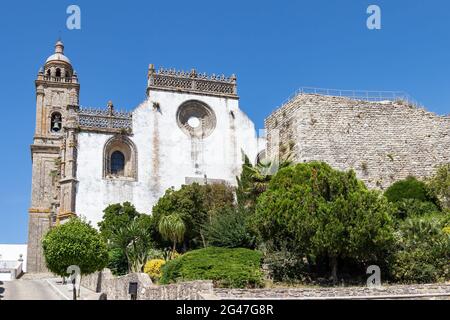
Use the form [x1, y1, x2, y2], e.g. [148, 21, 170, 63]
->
[0, 0, 449, 243]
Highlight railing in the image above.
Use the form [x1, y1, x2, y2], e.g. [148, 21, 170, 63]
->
[0, 260, 19, 269]
[78, 107, 133, 131]
[280, 87, 422, 108]
[42, 75, 74, 83]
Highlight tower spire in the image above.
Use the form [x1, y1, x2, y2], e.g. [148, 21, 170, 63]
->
[55, 39, 64, 54]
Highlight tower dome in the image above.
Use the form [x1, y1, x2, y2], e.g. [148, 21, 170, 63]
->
[45, 40, 71, 65]
[42, 39, 75, 80]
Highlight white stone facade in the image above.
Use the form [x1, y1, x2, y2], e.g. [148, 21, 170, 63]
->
[76, 91, 260, 226]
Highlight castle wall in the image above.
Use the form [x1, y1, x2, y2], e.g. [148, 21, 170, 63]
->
[76, 91, 260, 226]
[265, 94, 450, 189]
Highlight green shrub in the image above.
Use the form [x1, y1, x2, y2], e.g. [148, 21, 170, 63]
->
[260, 240, 309, 283]
[394, 198, 440, 220]
[391, 213, 450, 283]
[384, 176, 438, 205]
[254, 162, 395, 283]
[107, 248, 128, 276]
[42, 217, 108, 276]
[427, 163, 450, 209]
[160, 247, 263, 288]
[202, 207, 256, 249]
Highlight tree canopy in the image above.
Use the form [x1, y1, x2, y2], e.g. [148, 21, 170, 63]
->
[254, 161, 395, 282]
[151, 182, 235, 250]
[42, 217, 108, 276]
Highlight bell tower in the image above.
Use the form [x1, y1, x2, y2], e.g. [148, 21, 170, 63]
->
[27, 40, 80, 273]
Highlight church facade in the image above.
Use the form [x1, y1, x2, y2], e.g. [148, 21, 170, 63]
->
[27, 41, 449, 274]
[27, 41, 262, 273]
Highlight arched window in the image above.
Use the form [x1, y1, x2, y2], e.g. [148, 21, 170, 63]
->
[103, 135, 138, 180]
[50, 112, 62, 133]
[55, 68, 61, 78]
[110, 151, 125, 175]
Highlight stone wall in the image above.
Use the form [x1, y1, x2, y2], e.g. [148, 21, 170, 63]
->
[265, 94, 450, 189]
[214, 283, 450, 299]
[81, 269, 214, 300]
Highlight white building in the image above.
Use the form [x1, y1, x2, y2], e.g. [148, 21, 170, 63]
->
[0, 244, 27, 280]
[27, 41, 263, 273]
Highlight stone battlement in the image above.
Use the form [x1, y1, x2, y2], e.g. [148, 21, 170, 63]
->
[265, 93, 450, 189]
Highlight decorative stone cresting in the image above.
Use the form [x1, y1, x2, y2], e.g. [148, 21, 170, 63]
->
[147, 64, 238, 98]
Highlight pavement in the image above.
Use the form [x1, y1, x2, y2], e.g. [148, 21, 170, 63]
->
[0, 279, 61, 300]
[0, 276, 100, 300]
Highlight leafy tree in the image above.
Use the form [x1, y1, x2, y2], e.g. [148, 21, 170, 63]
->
[106, 248, 128, 276]
[98, 202, 141, 240]
[42, 217, 108, 277]
[158, 214, 186, 254]
[202, 206, 256, 249]
[254, 162, 395, 283]
[98, 202, 153, 274]
[427, 163, 450, 209]
[236, 152, 293, 212]
[110, 214, 154, 273]
[151, 183, 235, 250]
[384, 176, 438, 206]
[391, 212, 450, 283]
[393, 198, 441, 220]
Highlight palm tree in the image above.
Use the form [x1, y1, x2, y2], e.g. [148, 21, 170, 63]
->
[110, 217, 153, 273]
[158, 214, 186, 255]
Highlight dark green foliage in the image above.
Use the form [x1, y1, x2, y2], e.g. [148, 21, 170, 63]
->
[107, 248, 128, 276]
[99, 202, 154, 273]
[384, 176, 438, 205]
[160, 247, 264, 288]
[109, 214, 154, 273]
[42, 217, 108, 276]
[236, 154, 259, 211]
[236, 152, 293, 213]
[202, 207, 256, 249]
[391, 213, 450, 283]
[254, 161, 395, 282]
[260, 240, 309, 283]
[427, 163, 450, 209]
[151, 183, 235, 250]
[394, 198, 440, 220]
[98, 202, 141, 240]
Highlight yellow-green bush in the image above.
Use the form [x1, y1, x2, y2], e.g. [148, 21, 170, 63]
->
[144, 259, 166, 281]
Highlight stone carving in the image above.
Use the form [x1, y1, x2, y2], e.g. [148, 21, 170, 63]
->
[176, 100, 217, 138]
[78, 107, 133, 131]
[147, 65, 237, 97]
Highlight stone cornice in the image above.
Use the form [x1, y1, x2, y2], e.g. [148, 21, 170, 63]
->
[35, 79, 80, 90]
[30, 144, 60, 154]
[147, 65, 238, 99]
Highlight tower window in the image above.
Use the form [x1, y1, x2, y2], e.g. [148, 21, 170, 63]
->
[50, 112, 62, 133]
[55, 68, 61, 78]
[110, 151, 125, 175]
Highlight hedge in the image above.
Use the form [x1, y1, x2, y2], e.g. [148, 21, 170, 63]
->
[160, 247, 263, 288]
